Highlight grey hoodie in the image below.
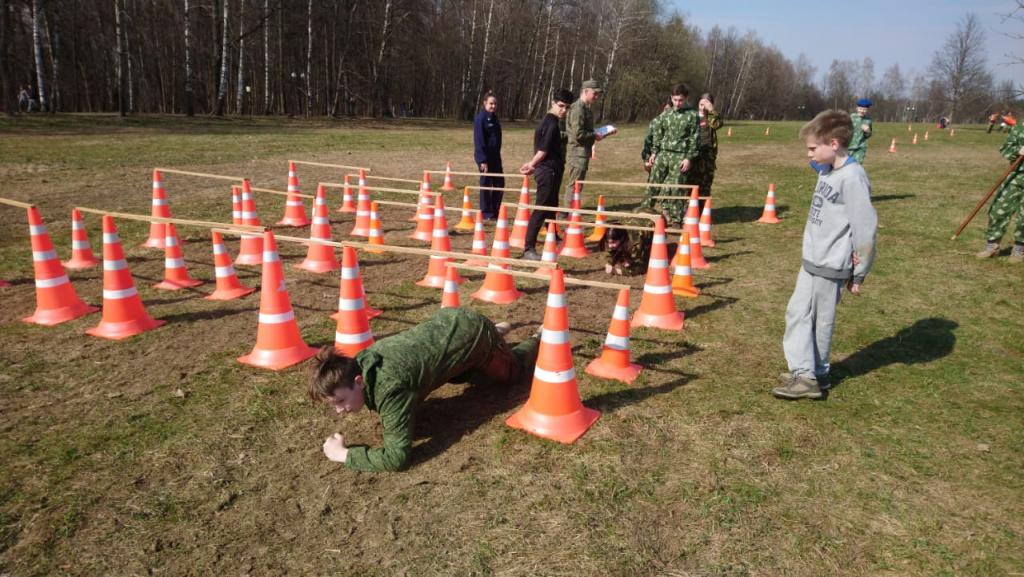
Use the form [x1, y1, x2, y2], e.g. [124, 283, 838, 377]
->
[802, 158, 878, 284]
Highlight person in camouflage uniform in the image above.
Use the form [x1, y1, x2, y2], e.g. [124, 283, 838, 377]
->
[564, 80, 602, 208]
[689, 93, 722, 212]
[311, 308, 540, 472]
[642, 83, 700, 226]
[976, 122, 1024, 262]
[848, 98, 873, 164]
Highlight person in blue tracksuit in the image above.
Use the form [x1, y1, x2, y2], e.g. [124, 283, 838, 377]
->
[474, 92, 505, 220]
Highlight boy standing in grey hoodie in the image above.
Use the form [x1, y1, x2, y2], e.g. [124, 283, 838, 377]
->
[774, 110, 878, 400]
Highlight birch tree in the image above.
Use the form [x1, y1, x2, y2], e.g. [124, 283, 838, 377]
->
[215, 0, 230, 116]
[32, 0, 47, 112]
[236, 0, 246, 114]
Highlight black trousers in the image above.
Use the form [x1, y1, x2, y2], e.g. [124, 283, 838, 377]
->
[525, 165, 563, 251]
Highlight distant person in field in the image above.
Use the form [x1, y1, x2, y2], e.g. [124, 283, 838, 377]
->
[17, 85, 30, 113]
[473, 91, 504, 221]
[642, 83, 700, 227]
[564, 79, 602, 208]
[311, 308, 540, 472]
[988, 111, 1002, 134]
[847, 98, 873, 163]
[774, 110, 878, 400]
[519, 88, 573, 260]
[690, 92, 722, 211]
[975, 121, 1024, 263]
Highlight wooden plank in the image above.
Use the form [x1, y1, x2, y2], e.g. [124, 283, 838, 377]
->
[290, 160, 371, 172]
[373, 199, 478, 214]
[76, 207, 262, 231]
[155, 167, 246, 182]
[248, 186, 315, 199]
[427, 169, 522, 178]
[500, 201, 660, 221]
[0, 197, 35, 209]
[345, 173, 420, 184]
[577, 179, 699, 190]
[547, 219, 684, 235]
[449, 263, 629, 290]
[320, 183, 438, 196]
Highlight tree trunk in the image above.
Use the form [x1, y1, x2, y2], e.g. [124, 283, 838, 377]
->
[459, 0, 478, 118]
[215, 0, 230, 116]
[32, 0, 48, 112]
[372, 0, 393, 117]
[45, 4, 61, 112]
[262, 0, 269, 114]
[567, 8, 581, 92]
[304, 0, 312, 117]
[235, 0, 246, 114]
[114, 0, 127, 115]
[0, 0, 14, 116]
[184, 0, 194, 116]
[474, 0, 494, 103]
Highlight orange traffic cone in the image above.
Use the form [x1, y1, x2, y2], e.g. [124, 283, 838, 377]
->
[571, 181, 581, 210]
[22, 206, 97, 325]
[756, 183, 781, 224]
[631, 217, 684, 331]
[441, 264, 461, 308]
[558, 211, 589, 258]
[671, 231, 700, 298]
[417, 196, 464, 288]
[330, 249, 381, 322]
[585, 288, 642, 384]
[235, 179, 264, 266]
[338, 175, 357, 213]
[142, 169, 171, 248]
[537, 222, 560, 277]
[63, 208, 100, 269]
[508, 177, 531, 249]
[366, 201, 385, 253]
[688, 222, 709, 270]
[349, 171, 372, 237]
[296, 185, 340, 273]
[206, 231, 256, 301]
[506, 268, 600, 444]
[231, 186, 242, 225]
[726, 126, 733, 137]
[441, 161, 456, 191]
[410, 171, 435, 241]
[924, 131, 930, 141]
[277, 161, 310, 227]
[888, 138, 897, 153]
[86, 215, 163, 338]
[586, 195, 607, 242]
[699, 198, 715, 247]
[912, 133, 919, 145]
[332, 246, 376, 357]
[154, 223, 203, 290]
[238, 230, 318, 369]
[464, 210, 489, 266]
[455, 186, 476, 231]
[683, 186, 701, 239]
[471, 205, 523, 304]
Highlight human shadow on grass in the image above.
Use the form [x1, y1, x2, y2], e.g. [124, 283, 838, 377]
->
[829, 317, 958, 389]
[713, 205, 782, 224]
[684, 294, 739, 319]
[705, 250, 753, 264]
[870, 194, 915, 203]
[587, 374, 695, 413]
[159, 305, 257, 324]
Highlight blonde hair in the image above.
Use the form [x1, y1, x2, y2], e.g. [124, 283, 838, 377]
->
[799, 110, 853, 148]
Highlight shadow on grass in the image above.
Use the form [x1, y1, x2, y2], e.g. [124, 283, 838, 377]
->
[870, 194, 915, 202]
[713, 205, 775, 224]
[160, 305, 257, 324]
[705, 250, 753, 264]
[830, 317, 958, 388]
[684, 293, 739, 319]
[587, 374, 695, 413]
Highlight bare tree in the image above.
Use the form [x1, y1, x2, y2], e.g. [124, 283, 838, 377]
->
[32, 0, 47, 112]
[929, 12, 989, 123]
[474, 0, 494, 104]
[184, 0, 194, 116]
[235, 0, 246, 113]
[114, 0, 126, 115]
[215, 0, 230, 116]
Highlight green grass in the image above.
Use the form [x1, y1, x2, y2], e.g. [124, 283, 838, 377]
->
[0, 114, 1021, 577]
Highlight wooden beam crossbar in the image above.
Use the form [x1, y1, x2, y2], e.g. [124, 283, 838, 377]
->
[448, 263, 628, 291]
[290, 160, 371, 172]
[76, 207, 261, 232]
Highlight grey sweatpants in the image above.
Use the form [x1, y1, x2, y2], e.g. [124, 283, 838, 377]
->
[783, 268, 844, 381]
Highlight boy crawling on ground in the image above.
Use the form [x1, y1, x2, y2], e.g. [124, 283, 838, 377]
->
[309, 308, 540, 472]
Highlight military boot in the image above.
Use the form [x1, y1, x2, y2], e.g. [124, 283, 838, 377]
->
[976, 242, 1000, 259]
[1010, 244, 1024, 263]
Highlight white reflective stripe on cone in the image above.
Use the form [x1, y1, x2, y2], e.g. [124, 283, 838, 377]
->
[259, 310, 295, 324]
[674, 266, 692, 275]
[313, 217, 330, 225]
[286, 200, 304, 207]
[32, 250, 57, 261]
[612, 304, 629, 321]
[29, 225, 47, 235]
[337, 298, 364, 311]
[262, 251, 280, 262]
[35, 275, 69, 288]
[649, 258, 668, 269]
[533, 366, 576, 383]
[72, 221, 85, 230]
[104, 287, 138, 299]
[546, 292, 566, 308]
[213, 244, 227, 255]
[604, 334, 630, 350]
[335, 331, 372, 344]
[72, 240, 90, 249]
[340, 267, 358, 280]
[643, 283, 673, 294]
[104, 259, 128, 271]
[214, 265, 235, 277]
[152, 198, 168, 206]
[541, 328, 569, 345]
[165, 258, 185, 268]
[653, 234, 666, 244]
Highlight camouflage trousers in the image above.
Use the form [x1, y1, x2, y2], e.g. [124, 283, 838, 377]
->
[985, 173, 1024, 245]
[690, 151, 717, 211]
[642, 151, 691, 225]
[563, 156, 590, 208]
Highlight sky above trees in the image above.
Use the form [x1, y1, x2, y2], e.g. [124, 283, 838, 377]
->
[676, 0, 1022, 85]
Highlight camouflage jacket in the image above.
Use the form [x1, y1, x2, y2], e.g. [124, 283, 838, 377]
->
[566, 99, 596, 158]
[650, 105, 700, 161]
[698, 110, 722, 156]
[848, 113, 873, 153]
[1000, 123, 1024, 167]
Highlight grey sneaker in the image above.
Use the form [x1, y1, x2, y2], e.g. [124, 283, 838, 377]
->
[521, 250, 541, 261]
[778, 371, 793, 385]
[976, 242, 1000, 259]
[494, 322, 511, 337]
[1010, 244, 1024, 263]
[772, 374, 823, 400]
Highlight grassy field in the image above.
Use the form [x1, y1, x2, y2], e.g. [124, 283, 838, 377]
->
[0, 114, 1021, 577]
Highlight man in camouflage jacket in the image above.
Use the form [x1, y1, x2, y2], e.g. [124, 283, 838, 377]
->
[642, 83, 700, 226]
[977, 122, 1024, 262]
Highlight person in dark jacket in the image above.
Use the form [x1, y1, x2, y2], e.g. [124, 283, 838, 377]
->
[473, 92, 505, 220]
[311, 308, 540, 472]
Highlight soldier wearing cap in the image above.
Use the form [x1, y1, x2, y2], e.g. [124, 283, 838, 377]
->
[642, 82, 700, 227]
[563, 79, 603, 209]
[849, 98, 873, 163]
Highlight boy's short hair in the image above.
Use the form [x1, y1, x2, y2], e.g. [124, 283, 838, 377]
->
[671, 83, 690, 97]
[553, 89, 573, 105]
[308, 346, 361, 402]
[799, 110, 853, 148]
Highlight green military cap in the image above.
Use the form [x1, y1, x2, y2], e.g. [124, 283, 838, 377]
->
[582, 79, 603, 92]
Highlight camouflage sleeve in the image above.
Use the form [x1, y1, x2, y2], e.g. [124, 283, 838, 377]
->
[683, 112, 700, 161]
[649, 114, 664, 157]
[707, 111, 722, 130]
[862, 117, 873, 141]
[345, 387, 415, 472]
[1000, 125, 1024, 162]
[641, 123, 654, 161]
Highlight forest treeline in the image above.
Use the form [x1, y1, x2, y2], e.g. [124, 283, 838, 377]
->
[0, 1, 1017, 123]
